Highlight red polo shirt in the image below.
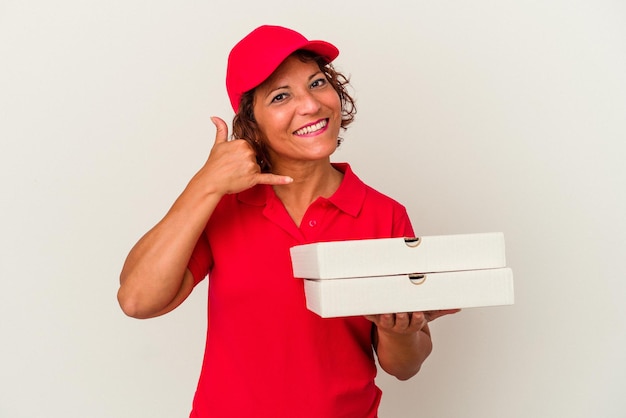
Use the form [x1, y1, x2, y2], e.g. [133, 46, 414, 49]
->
[188, 163, 414, 418]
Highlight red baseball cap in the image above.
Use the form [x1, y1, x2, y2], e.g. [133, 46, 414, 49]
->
[226, 25, 340, 112]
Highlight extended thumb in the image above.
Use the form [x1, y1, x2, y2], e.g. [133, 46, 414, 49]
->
[210, 116, 229, 144]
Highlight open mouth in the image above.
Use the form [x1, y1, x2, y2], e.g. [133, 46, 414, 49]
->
[293, 119, 328, 136]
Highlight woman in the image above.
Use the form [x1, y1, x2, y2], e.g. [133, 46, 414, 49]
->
[118, 25, 458, 418]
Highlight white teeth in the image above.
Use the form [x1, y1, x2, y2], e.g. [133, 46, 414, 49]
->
[295, 119, 327, 136]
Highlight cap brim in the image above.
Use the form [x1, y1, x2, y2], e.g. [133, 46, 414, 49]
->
[300, 40, 339, 63]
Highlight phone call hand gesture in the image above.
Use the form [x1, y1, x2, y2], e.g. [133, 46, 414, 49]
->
[191, 117, 293, 197]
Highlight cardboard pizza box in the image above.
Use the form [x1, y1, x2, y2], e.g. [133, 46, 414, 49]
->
[302, 268, 514, 318]
[290, 232, 506, 279]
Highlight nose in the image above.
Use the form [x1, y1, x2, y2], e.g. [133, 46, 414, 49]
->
[296, 90, 322, 115]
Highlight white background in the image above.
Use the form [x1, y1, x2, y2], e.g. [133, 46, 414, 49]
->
[1, 1, 625, 417]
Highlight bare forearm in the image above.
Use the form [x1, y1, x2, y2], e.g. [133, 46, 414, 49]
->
[117, 116, 294, 318]
[375, 325, 433, 381]
[367, 310, 460, 380]
[118, 181, 222, 318]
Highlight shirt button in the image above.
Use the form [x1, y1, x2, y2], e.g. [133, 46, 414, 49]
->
[308, 220, 317, 227]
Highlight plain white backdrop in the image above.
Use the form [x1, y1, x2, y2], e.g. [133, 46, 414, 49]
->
[1, 1, 625, 417]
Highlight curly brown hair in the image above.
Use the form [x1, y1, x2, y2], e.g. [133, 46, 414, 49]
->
[231, 50, 356, 172]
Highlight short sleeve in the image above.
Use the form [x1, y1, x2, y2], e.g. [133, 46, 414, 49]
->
[392, 204, 415, 238]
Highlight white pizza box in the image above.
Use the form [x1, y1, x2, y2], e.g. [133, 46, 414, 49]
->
[303, 268, 514, 318]
[290, 232, 506, 279]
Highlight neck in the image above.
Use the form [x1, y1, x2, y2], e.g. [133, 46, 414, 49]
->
[271, 160, 343, 226]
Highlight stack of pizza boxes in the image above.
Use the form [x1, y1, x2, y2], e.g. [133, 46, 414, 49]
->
[290, 232, 514, 318]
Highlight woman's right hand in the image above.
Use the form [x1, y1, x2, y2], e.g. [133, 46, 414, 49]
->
[191, 116, 292, 197]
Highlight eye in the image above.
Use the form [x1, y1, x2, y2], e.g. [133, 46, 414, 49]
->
[271, 92, 288, 103]
[310, 77, 327, 89]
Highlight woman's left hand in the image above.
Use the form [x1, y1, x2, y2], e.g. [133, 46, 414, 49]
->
[364, 309, 461, 380]
[365, 309, 460, 336]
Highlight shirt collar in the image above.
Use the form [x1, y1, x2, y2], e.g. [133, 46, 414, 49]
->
[327, 162, 366, 217]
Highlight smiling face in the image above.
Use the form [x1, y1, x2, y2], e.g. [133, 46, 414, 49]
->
[252, 54, 342, 170]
